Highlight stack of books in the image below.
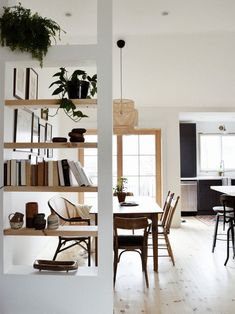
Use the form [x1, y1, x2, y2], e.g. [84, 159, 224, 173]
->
[4, 159, 93, 187]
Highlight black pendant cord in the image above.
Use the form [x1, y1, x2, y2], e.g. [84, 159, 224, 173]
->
[117, 39, 125, 115]
[120, 47, 123, 113]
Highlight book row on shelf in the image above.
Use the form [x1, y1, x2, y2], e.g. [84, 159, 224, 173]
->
[3, 159, 93, 187]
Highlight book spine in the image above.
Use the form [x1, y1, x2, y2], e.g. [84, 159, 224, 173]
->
[20, 160, 26, 186]
[57, 160, 65, 186]
[53, 160, 59, 186]
[68, 160, 82, 186]
[61, 159, 71, 186]
[4, 162, 7, 186]
[10, 159, 17, 186]
[37, 161, 45, 186]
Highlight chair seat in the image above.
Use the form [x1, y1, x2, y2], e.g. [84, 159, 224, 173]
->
[118, 235, 144, 246]
[213, 206, 233, 214]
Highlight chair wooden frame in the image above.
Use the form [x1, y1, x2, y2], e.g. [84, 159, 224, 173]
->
[149, 195, 180, 266]
[113, 216, 151, 288]
[48, 196, 91, 265]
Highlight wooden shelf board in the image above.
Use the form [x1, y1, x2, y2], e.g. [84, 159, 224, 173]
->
[4, 142, 97, 149]
[4, 226, 98, 237]
[5, 99, 97, 108]
[4, 186, 98, 192]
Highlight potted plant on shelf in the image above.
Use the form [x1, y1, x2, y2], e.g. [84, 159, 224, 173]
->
[49, 67, 97, 122]
[114, 177, 128, 203]
[0, 3, 64, 67]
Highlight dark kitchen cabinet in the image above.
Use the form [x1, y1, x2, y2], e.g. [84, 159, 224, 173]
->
[180, 123, 197, 178]
[197, 179, 222, 215]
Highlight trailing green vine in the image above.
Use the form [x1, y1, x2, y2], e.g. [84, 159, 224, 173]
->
[0, 3, 64, 66]
[49, 98, 88, 123]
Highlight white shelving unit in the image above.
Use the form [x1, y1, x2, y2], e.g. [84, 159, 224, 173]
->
[0, 0, 113, 312]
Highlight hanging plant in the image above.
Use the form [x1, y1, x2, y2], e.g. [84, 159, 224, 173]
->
[0, 3, 64, 67]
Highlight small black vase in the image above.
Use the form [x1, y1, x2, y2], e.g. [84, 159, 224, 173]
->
[34, 213, 46, 230]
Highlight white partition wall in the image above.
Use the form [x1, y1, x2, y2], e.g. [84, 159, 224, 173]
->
[0, 0, 113, 313]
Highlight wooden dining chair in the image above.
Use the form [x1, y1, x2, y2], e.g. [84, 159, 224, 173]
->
[113, 216, 151, 288]
[48, 195, 91, 265]
[149, 195, 180, 266]
[159, 191, 174, 227]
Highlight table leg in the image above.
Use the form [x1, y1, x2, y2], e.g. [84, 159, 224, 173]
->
[151, 213, 158, 272]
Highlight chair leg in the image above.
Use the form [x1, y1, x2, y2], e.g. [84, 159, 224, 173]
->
[162, 232, 175, 266]
[224, 225, 233, 266]
[53, 237, 63, 261]
[113, 249, 118, 286]
[141, 248, 149, 288]
[87, 237, 91, 267]
[212, 214, 220, 253]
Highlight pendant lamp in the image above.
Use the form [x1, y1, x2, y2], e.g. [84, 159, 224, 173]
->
[113, 40, 138, 129]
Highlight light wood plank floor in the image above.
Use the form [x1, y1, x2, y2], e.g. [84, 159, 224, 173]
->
[114, 216, 235, 314]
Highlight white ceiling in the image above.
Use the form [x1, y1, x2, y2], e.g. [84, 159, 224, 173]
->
[20, 0, 235, 40]
[18, 1, 235, 121]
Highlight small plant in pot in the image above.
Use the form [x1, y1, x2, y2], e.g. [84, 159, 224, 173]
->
[0, 3, 64, 67]
[49, 67, 97, 122]
[114, 177, 128, 203]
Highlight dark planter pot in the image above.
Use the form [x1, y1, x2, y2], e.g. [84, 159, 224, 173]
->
[79, 80, 89, 99]
[67, 81, 79, 99]
[67, 80, 89, 99]
[117, 192, 127, 203]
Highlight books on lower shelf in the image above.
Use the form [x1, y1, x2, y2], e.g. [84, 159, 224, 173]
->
[4, 159, 93, 187]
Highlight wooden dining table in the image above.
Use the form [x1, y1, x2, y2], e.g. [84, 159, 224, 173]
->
[90, 196, 163, 272]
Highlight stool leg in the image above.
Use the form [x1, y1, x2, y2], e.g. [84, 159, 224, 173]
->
[224, 225, 233, 266]
[212, 214, 220, 253]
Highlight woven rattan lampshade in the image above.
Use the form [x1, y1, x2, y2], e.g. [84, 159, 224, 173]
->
[113, 99, 138, 129]
[114, 40, 138, 130]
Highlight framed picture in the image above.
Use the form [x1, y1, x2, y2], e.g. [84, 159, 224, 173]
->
[39, 124, 46, 156]
[31, 113, 39, 154]
[13, 108, 32, 152]
[41, 108, 49, 121]
[45, 123, 53, 158]
[26, 68, 38, 99]
[13, 68, 27, 99]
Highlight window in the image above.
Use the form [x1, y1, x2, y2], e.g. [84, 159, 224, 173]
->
[79, 129, 161, 205]
[199, 133, 235, 172]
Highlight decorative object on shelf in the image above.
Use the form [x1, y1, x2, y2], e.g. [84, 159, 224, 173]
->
[68, 128, 86, 142]
[47, 211, 59, 230]
[13, 108, 32, 152]
[48, 67, 97, 122]
[39, 124, 46, 156]
[13, 68, 27, 99]
[45, 123, 53, 158]
[26, 68, 38, 99]
[114, 177, 128, 203]
[33, 259, 78, 272]
[0, 3, 64, 67]
[52, 137, 67, 142]
[8, 212, 24, 229]
[31, 113, 40, 154]
[33, 213, 46, 230]
[26, 202, 38, 228]
[114, 40, 138, 129]
[41, 108, 49, 121]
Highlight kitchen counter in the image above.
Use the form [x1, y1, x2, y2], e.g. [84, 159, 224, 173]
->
[181, 176, 235, 181]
